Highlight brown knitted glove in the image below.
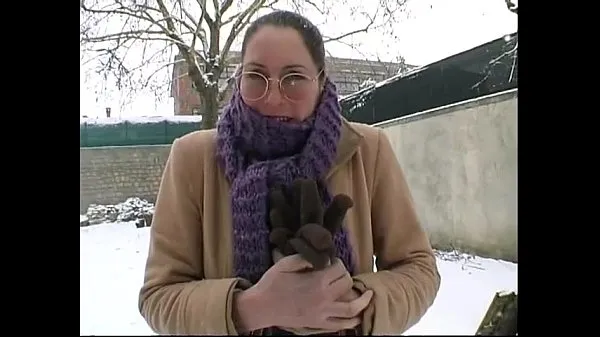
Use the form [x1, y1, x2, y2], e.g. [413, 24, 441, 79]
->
[268, 183, 300, 256]
[268, 179, 353, 270]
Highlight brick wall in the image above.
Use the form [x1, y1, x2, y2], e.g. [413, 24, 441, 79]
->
[172, 53, 239, 116]
[173, 61, 202, 116]
[80, 145, 172, 214]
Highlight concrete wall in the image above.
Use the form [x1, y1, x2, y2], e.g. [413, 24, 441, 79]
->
[80, 145, 171, 214]
[374, 89, 517, 262]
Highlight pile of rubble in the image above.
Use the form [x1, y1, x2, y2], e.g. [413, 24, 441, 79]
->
[80, 197, 154, 228]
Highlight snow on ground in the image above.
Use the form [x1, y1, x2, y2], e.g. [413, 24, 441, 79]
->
[80, 222, 154, 335]
[80, 222, 517, 336]
[404, 251, 517, 335]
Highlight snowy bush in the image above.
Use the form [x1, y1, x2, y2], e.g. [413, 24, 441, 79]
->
[81, 197, 154, 227]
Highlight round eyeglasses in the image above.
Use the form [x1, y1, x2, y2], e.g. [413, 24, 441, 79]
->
[236, 69, 324, 102]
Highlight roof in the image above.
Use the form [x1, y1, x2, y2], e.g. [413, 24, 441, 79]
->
[340, 32, 518, 125]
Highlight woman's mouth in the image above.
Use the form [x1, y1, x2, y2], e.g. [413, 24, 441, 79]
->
[268, 116, 293, 122]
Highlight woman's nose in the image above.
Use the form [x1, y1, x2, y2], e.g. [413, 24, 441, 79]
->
[264, 82, 285, 105]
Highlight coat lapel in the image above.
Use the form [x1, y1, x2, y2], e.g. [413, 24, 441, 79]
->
[326, 119, 364, 179]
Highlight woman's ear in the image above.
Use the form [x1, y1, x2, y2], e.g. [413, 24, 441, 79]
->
[318, 82, 325, 94]
[319, 69, 327, 91]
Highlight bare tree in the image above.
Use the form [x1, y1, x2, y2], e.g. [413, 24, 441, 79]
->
[504, 0, 517, 83]
[80, 0, 410, 129]
[499, 0, 517, 83]
[469, 0, 517, 92]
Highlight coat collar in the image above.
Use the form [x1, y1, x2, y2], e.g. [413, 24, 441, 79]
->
[327, 118, 364, 179]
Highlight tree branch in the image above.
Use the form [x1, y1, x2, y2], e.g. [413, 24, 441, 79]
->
[505, 0, 518, 14]
[212, 0, 221, 22]
[195, 0, 214, 25]
[323, 24, 372, 43]
[82, 30, 177, 43]
[219, 0, 266, 71]
[155, 0, 207, 92]
[189, 0, 208, 54]
[219, 0, 234, 16]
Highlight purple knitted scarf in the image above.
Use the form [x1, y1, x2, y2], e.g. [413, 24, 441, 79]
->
[216, 77, 356, 284]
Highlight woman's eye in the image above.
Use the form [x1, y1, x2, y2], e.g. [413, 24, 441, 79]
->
[247, 73, 263, 80]
[283, 74, 309, 86]
[287, 74, 306, 81]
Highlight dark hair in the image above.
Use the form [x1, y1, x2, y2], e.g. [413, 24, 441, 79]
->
[241, 10, 326, 79]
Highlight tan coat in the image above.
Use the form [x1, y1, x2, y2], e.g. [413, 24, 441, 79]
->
[138, 119, 441, 335]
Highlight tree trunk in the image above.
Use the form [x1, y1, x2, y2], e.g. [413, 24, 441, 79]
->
[199, 86, 219, 130]
[475, 291, 518, 336]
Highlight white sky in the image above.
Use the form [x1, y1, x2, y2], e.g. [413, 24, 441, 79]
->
[80, 0, 517, 118]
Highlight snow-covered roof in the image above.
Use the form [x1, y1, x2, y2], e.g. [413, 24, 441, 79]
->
[80, 115, 202, 126]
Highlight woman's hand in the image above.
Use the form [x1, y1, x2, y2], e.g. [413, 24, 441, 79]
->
[247, 254, 373, 331]
[271, 248, 286, 264]
[273, 251, 360, 303]
[338, 287, 362, 302]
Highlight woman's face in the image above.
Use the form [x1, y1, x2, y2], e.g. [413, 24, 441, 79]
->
[240, 25, 322, 122]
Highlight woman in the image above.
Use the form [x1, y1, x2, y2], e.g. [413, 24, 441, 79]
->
[138, 10, 440, 336]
